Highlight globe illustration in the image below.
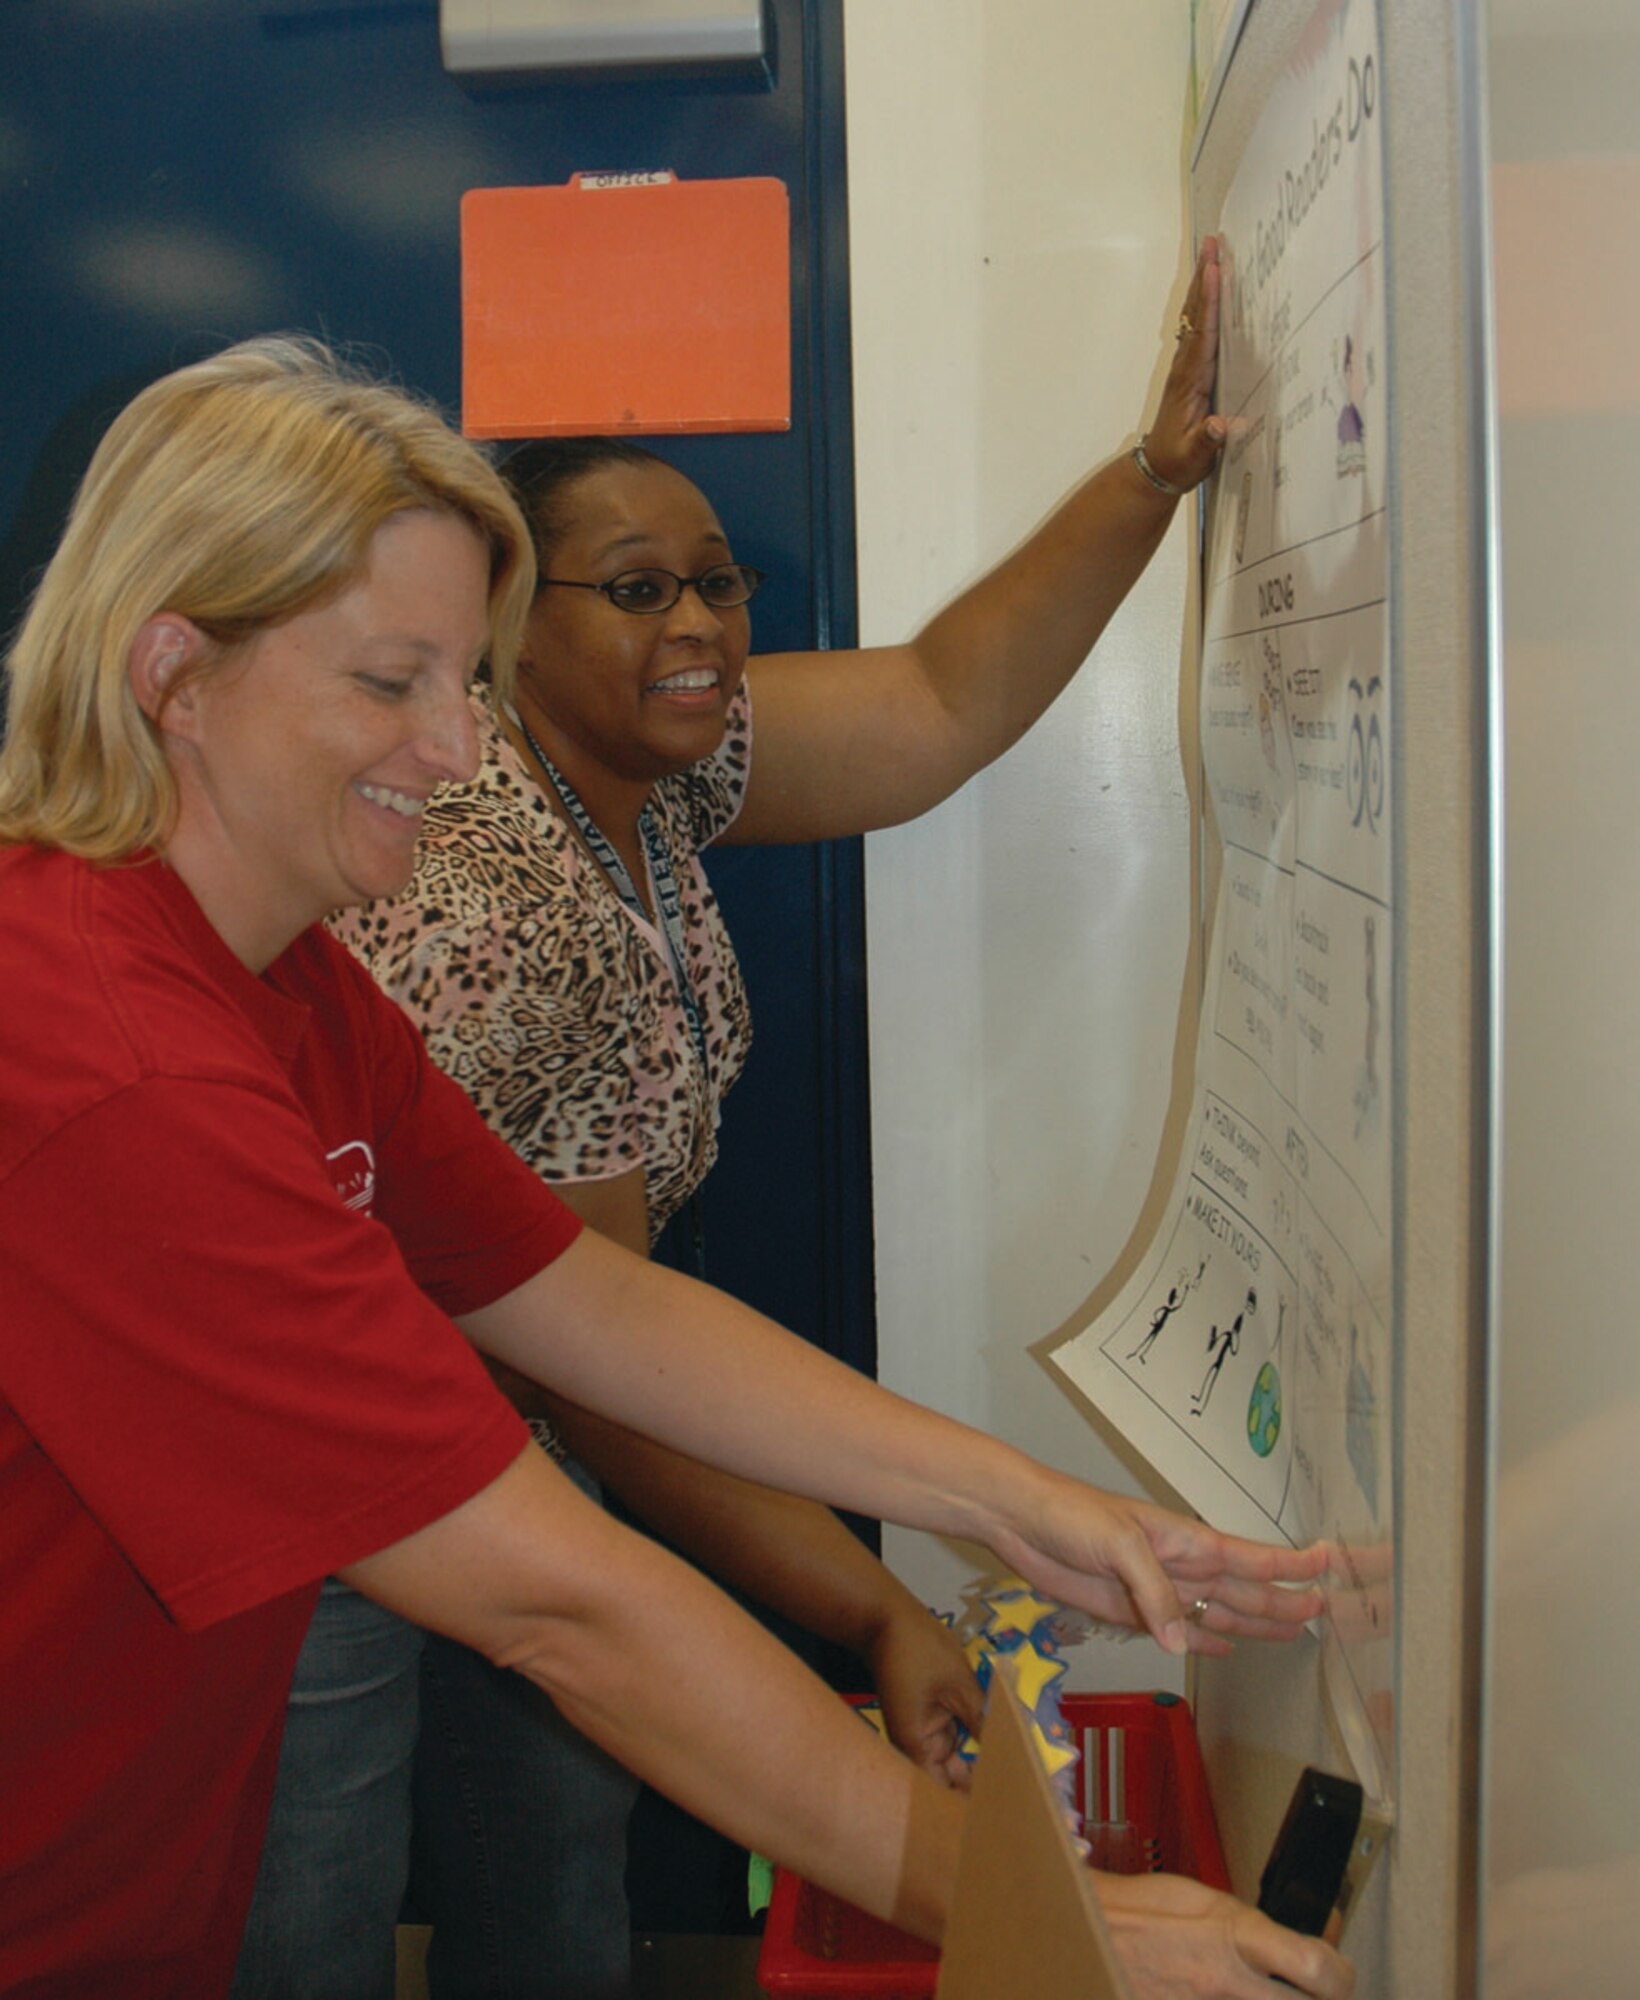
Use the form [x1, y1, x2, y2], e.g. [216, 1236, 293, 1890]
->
[1247, 1361, 1282, 1457]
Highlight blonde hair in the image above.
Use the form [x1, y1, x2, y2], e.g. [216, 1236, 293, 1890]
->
[0, 336, 535, 859]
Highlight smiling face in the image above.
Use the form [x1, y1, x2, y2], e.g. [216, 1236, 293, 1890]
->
[513, 460, 752, 810]
[150, 508, 491, 968]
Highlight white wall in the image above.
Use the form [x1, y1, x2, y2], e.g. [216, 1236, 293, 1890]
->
[843, 0, 1199, 1682]
[1483, 3, 1640, 1990]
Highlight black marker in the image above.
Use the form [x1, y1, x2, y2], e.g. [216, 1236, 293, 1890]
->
[1257, 1766, 1364, 1938]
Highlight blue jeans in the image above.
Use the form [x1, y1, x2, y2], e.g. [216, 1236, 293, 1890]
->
[231, 1576, 422, 2000]
[410, 1625, 638, 1998]
[233, 1459, 638, 1999]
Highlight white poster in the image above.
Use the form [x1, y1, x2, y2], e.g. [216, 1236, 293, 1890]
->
[1050, 0, 1393, 1808]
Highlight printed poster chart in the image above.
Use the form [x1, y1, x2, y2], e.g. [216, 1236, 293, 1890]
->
[1050, 0, 1393, 1808]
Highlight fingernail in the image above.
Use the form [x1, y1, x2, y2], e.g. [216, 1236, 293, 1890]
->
[1163, 1620, 1189, 1655]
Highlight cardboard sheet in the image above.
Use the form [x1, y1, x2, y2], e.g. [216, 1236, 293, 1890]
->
[936, 1663, 1130, 1999]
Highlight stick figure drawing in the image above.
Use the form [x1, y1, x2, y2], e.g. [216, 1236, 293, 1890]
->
[1192, 1287, 1258, 1416]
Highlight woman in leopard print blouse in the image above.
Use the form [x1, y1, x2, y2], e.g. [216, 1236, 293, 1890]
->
[252, 247, 1231, 2000]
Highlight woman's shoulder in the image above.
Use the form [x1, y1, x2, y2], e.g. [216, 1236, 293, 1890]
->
[655, 680, 753, 850]
[415, 692, 578, 913]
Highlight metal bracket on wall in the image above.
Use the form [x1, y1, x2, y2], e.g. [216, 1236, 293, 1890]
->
[438, 0, 767, 79]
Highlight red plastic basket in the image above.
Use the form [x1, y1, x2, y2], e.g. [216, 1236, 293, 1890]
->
[756, 1691, 1228, 1998]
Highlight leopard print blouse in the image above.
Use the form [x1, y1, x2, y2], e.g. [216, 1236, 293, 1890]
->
[331, 683, 753, 1243]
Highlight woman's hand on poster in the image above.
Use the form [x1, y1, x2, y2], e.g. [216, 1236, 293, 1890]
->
[1141, 235, 1230, 493]
[985, 1467, 1326, 1659]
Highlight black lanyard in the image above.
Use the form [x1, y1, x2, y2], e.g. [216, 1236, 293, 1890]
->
[505, 702, 711, 1084]
[505, 702, 714, 1280]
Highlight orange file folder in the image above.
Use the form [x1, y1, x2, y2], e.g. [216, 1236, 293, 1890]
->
[460, 171, 791, 438]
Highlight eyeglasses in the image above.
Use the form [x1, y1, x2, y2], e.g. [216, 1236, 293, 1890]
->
[537, 564, 765, 617]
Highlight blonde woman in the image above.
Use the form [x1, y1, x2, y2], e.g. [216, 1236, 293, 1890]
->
[0, 335, 1351, 2000]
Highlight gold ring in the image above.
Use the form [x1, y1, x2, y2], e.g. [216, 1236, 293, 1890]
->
[1188, 1598, 1210, 1624]
[1176, 313, 1198, 343]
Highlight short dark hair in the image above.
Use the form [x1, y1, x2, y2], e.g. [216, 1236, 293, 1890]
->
[500, 437, 671, 572]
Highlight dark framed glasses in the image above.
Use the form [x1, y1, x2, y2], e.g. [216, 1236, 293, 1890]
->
[538, 564, 764, 617]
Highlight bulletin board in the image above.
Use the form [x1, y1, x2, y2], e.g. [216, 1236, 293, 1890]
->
[1050, 0, 1395, 1817]
[1045, 1, 1498, 1990]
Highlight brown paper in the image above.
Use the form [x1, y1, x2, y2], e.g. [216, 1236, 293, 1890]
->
[936, 1661, 1132, 1999]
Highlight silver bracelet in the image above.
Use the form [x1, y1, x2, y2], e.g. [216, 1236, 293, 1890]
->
[1131, 435, 1185, 497]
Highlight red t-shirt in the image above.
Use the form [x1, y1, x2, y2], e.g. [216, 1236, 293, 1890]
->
[0, 848, 582, 1998]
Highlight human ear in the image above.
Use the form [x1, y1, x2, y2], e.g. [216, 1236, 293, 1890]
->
[128, 614, 207, 729]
